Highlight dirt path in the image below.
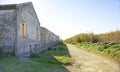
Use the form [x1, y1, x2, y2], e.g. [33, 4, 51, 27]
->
[65, 44, 120, 72]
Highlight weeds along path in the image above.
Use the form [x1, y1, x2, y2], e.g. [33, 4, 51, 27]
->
[65, 44, 120, 72]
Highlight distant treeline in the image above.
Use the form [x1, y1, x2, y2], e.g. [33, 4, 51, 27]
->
[65, 30, 120, 43]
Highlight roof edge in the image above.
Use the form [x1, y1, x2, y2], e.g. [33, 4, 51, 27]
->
[0, 2, 32, 10]
[0, 4, 16, 10]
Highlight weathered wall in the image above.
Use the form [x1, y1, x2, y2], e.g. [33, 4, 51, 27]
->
[40, 27, 59, 51]
[16, 2, 41, 56]
[0, 9, 17, 54]
[0, 2, 60, 56]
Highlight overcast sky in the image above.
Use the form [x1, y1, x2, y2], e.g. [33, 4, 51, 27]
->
[0, 0, 120, 39]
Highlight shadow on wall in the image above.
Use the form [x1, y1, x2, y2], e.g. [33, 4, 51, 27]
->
[30, 41, 72, 72]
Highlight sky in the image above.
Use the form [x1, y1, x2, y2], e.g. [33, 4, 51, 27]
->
[0, 0, 120, 39]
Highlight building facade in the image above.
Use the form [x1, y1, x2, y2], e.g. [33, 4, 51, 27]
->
[0, 2, 59, 56]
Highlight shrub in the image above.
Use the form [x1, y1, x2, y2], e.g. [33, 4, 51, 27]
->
[30, 53, 40, 58]
[0, 46, 3, 58]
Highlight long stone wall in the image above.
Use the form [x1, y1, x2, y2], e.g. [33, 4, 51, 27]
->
[40, 27, 59, 51]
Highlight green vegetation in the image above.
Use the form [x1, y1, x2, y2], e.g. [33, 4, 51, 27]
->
[0, 42, 73, 72]
[31, 42, 74, 66]
[65, 30, 120, 62]
[65, 30, 120, 43]
[76, 42, 120, 62]
[0, 46, 3, 58]
[0, 57, 37, 72]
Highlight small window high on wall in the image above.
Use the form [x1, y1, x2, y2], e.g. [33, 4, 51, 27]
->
[22, 22, 27, 38]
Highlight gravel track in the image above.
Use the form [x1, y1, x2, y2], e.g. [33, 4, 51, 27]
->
[65, 44, 120, 72]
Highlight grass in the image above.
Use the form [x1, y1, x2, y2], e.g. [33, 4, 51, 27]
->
[0, 42, 73, 72]
[54, 56, 73, 65]
[76, 42, 120, 62]
[0, 57, 65, 72]
[31, 42, 74, 66]
[0, 57, 38, 72]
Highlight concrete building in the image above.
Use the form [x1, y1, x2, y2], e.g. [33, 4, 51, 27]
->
[0, 2, 59, 56]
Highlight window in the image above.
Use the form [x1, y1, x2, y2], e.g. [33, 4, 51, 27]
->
[36, 27, 39, 39]
[22, 22, 27, 37]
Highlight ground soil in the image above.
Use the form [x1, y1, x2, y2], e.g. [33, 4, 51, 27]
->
[65, 44, 120, 72]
